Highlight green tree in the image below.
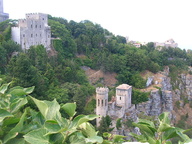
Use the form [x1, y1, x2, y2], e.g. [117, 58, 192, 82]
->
[97, 115, 113, 135]
[132, 89, 149, 104]
[0, 45, 7, 73]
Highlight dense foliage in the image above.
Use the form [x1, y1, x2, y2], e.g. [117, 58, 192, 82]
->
[1, 15, 192, 118]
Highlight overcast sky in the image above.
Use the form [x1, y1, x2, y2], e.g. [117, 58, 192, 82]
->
[4, 0, 192, 49]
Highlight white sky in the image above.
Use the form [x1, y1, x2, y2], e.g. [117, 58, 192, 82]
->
[4, 0, 192, 49]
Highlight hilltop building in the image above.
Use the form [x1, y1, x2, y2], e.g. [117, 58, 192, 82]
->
[96, 84, 133, 126]
[155, 39, 178, 48]
[0, 0, 9, 22]
[11, 13, 51, 51]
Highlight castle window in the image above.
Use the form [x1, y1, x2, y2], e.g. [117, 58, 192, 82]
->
[35, 25, 37, 28]
[120, 97, 121, 100]
[42, 18, 44, 20]
[31, 24, 33, 28]
[23, 34, 25, 37]
[36, 34, 38, 37]
[40, 25, 41, 28]
[98, 99, 100, 106]
[105, 99, 107, 106]
[40, 34, 41, 37]
[102, 100, 103, 107]
[31, 34, 33, 37]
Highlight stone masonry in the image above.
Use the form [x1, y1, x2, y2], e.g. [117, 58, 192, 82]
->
[11, 13, 51, 51]
[0, 0, 9, 22]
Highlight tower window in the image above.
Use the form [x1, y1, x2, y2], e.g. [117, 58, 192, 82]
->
[102, 100, 103, 107]
[35, 25, 37, 28]
[40, 25, 41, 28]
[98, 99, 100, 106]
[23, 34, 25, 37]
[105, 99, 107, 106]
[36, 34, 38, 37]
[31, 34, 33, 37]
[31, 24, 33, 28]
[120, 97, 121, 100]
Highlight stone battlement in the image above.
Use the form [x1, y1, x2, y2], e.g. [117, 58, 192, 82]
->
[96, 87, 109, 94]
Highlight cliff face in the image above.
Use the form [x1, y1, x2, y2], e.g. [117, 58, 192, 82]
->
[108, 67, 192, 137]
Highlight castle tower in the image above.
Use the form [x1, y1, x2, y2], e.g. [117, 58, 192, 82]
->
[96, 87, 109, 126]
[0, 0, 9, 22]
[11, 13, 51, 50]
[0, 0, 3, 13]
[116, 84, 132, 109]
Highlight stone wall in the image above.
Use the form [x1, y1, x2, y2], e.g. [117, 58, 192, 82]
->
[11, 13, 51, 50]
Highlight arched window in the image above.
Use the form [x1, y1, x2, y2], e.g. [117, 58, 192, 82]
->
[105, 99, 107, 106]
[102, 100, 103, 107]
[120, 97, 121, 100]
[98, 99, 100, 106]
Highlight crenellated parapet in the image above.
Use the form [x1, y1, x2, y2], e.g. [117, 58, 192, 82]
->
[96, 87, 109, 95]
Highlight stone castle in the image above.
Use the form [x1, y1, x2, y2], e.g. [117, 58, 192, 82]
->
[154, 39, 178, 48]
[0, 0, 9, 22]
[11, 13, 51, 51]
[96, 84, 133, 126]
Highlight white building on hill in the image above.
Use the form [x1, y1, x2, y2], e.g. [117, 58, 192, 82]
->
[11, 13, 51, 51]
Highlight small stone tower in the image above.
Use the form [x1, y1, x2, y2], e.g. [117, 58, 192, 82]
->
[116, 84, 132, 109]
[96, 87, 109, 126]
[0, 0, 9, 22]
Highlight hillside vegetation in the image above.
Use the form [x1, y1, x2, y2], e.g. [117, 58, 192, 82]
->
[1, 16, 192, 116]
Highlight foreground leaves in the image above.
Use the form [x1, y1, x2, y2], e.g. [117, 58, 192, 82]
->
[129, 112, 192, 144]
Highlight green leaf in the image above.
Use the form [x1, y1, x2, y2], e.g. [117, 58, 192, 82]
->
[165, 141, 172, 144]
[163, 128, 178, 140]
[0, 109, 13, 123]
[10, 97, 28, 113]
[158, 112, 170, 125]
[62, 103, 76, 117]
[138, 119, 156, 129]
[68, 133, 86, 144]
[31, 97, 61, 120]
[85, 135, 103, 143]
[44, 99, 61, 120]
[0, 82, 11, 94]
[23, 86, 35, 94]
[113, 135, 126, 142]
[129, 132, 147, 142]
[157, 122, 171, 132]
[79, 122, 97, 137]
[103, 132, 111, 138]
[176, 130, 191, 142]
[9, 89, 26, 97]
[70, 115, 98, 129]
[24, 128, 49, 144]
[44, 120, 62, 135]
[3, 109, 27, 143]
[132, 122, 155, 137]
[5, 138, 26, 144]
[30, 96, 48, 119]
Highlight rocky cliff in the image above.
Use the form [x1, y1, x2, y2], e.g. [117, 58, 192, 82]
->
[112, 67, 192, 138]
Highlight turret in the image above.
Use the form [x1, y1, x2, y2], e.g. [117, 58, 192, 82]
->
[116, 84, 132, 109]
[96, 87, 109, 126]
